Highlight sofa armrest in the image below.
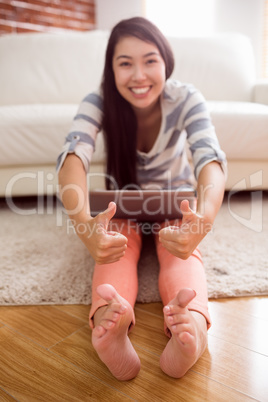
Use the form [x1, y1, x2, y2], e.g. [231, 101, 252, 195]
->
[253, 80, 268, 105]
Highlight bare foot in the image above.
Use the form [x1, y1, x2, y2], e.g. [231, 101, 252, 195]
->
[160, 288, 208, 378]
[91, 284, 141, 381]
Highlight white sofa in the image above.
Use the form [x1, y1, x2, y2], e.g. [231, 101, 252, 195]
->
[0, 30, 268, 197]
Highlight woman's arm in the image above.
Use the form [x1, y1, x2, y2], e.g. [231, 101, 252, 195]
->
[58, 154, 128, 264]
[58, 154, 90, 222]
[196, 161, 226, 225]
[159, 161, 225, 259]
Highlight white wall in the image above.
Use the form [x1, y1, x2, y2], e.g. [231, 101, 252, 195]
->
[96, 0, 145, 30]
[214, 0, 265, 77]
[96, 0, 265, 77]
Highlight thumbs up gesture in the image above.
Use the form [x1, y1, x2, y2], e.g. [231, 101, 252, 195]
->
[159, 200, 211, 260]
[77, 202, 128, 265]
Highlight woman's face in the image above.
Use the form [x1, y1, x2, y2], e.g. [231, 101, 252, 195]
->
[112, 36, 166, 113]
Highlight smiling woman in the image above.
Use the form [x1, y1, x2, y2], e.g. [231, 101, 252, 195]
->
[112, 37, 166, 112]
[57, 16, 227, 381]
[101, 18, 175, 189]
[111, 40, 166, 155]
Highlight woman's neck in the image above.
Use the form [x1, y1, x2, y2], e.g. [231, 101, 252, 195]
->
[132, 97, 161, 122]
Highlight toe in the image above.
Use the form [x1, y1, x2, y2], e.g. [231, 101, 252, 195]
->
[94, 325, 107, 338]
[175, 288, 196, 308]
[179, 331, 195, 345]
[97, 284, 118, 302]
[104, 305, 125, 322]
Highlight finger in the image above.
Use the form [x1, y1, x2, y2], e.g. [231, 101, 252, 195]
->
[159, 226, 180, 241]
[106, 230, 128, 238]
[180, 199, 194, 224]
[96, 250, 126, 265]
[159, 227, 190, 247]
[97, 234, 127, 252]
[159, 240, 188, 259]
[96, 202, 117, 230]
[109, 251, 127, 262]
[158, 235, 178, 250]
[105, 231, 128, 247]
[95, 253, 122, 265]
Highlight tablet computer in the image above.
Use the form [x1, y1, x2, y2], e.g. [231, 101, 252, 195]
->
[89, 188, 196, 221]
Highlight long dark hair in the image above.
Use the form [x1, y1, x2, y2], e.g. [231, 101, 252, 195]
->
[101, 17, 174, 189]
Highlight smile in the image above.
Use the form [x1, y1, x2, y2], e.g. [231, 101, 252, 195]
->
[130, 86, 151, 94]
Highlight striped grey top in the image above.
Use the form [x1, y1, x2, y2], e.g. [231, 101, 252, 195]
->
[57, 79, 227, 190]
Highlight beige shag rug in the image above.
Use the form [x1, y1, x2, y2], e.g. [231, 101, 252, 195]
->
[0, 192, 267, 305]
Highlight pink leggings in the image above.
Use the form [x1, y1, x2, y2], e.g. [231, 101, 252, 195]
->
[89, 219, 211, 335]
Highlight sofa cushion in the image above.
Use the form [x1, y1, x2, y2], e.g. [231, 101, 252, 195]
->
[0, 104, 76, 166]
[208, 101, 268, 160]
[169, 33, 256, 102]
[0, 104, 106, 167]
[0, 30, 109, 106]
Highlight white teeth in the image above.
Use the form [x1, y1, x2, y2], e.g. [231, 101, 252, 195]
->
[131, 86, 150, 94]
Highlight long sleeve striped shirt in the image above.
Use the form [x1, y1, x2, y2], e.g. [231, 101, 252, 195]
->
[57, 79, 227, 190]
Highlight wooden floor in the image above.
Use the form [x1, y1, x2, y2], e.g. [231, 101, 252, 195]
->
[0, 297, 267, 401]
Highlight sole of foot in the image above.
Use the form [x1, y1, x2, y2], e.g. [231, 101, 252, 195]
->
[91, 284, 141, 381]
[160, 288, 208, 378]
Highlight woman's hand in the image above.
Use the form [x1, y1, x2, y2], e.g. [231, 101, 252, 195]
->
[159, 162, 225, 259]
[58, 156, 127, 265]
[74, 202, 128, 265]
[158, 199, 212, 260]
